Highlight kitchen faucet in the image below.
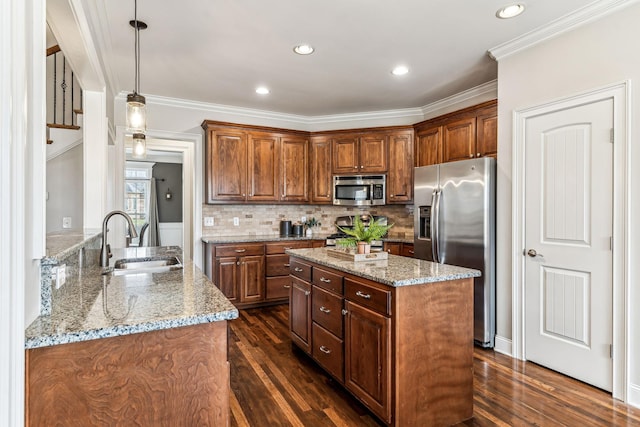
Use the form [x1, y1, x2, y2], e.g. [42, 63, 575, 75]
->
[100, 210, 138, 267]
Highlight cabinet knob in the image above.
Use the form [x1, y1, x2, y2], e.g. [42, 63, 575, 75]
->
[283, 263, 290, 267]
[236, 261, 240, 266]
[282, 194, 285, 197]
[341, 309, 348, 316]
[293, 267, 303, 272]
[242, 193, 246, 197]
[304, 290, 310, 296]
[477, 153, 481, 157]
[390, 194, 394, 198]
[354, 166, 358, 169]
[469, 154, 473, 158]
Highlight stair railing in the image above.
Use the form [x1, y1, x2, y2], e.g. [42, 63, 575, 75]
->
[46, 44, 83, 143]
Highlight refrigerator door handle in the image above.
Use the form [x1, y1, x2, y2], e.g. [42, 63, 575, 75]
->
[431, 189, 441, 263]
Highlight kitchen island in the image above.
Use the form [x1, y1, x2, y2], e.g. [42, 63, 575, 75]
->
[286, 247, 480, 427]
[25, 246, 238, 426]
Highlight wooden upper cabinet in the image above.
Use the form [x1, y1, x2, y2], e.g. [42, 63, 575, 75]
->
[332, 135, 360, 173]
[247, 133, 279, 202]
[332, 133, 387, 174]
[415, 125, 442, 167]
[476, 109, 498, 158]
[387, 130, 414, 204]
[281, 135, 309, 202]
[206, 128, 247, 203]
[442, 117, 476, 163]
[359, 134, 387, 173]
[310, 136, 332, 204]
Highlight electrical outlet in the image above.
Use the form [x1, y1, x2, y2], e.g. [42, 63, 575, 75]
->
[55, 264, 66, 289]
[62, 217, 72, 229]
[204, 217, 214, 226]
[301, 216, 307, 223]
[233, 217, 239, 226]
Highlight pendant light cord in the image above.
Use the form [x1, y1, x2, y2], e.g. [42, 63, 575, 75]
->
[134, 0, 140, 94]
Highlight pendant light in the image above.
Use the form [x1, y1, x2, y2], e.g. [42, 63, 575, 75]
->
[126, 0, 148, 135]
[131, 133, 147, 159]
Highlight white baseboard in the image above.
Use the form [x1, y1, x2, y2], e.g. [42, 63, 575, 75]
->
[493, 335, 512, 357]
[159, 222, 183, 248]
[629, 383, 640, 409]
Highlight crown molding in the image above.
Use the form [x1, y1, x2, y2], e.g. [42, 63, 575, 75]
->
[420, 80, 497, 118]
[489, 0, 640, 61]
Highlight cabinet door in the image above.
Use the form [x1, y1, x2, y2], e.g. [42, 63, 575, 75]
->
[206, 129, 247, 202]
[344, 301, 391, 423]
[476, 110, 497, 158]
[442, 117, 476, 163]
[332, 135, 359, 173]
[310, 136, 332, 203]
[247, 133, 279, 202]
[239, 255, 265, 303]
[384, 242, 401, 255]
[416, 125, 442, 167]
[359, 134, 387, 173]
[400, 243, 415, 257]
[290, 276, 312, 354]
[281, 136, 309, 202]
[387, 131, 413, 203]
[215, 256, 238, 302]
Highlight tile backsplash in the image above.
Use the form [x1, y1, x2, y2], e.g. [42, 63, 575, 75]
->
[201, 204, 414, 238]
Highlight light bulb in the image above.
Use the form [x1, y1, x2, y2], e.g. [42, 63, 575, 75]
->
[126, 93, 147, 133]
[132, 133, 146, 159]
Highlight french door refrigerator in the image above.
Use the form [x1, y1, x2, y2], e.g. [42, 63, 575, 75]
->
[414, 157, 496, 347]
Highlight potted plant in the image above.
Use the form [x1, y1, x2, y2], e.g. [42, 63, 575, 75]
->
[337, 216, 394, 254]
[303, 217, 321, 237]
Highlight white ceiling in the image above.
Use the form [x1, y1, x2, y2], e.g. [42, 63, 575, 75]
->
[95, 0, 597, 117]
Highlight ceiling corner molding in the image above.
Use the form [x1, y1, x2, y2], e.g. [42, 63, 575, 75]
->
[306, 107, 424, 127]
[420, 80, 497, 118]
[488, 0, 640, 61]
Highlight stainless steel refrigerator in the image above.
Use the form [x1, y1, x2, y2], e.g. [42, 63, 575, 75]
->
[414, 157, 496, 347]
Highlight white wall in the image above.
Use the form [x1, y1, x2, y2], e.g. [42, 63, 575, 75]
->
[495, 3, 640, 404]
[47, 144, 84, 232]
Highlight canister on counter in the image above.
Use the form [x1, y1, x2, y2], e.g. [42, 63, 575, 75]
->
[280, 220, 292, 236]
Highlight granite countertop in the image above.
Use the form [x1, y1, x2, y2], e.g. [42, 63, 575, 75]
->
[25, 246, 238, 349]
[286, 247, 480, 287]
[201, 234, 331, 244]
[45, 229, 102, 261]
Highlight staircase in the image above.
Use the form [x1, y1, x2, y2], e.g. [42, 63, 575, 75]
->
[46, 44, 83, 149]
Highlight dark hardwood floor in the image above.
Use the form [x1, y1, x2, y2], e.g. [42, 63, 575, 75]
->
[228, 305, 640, 426]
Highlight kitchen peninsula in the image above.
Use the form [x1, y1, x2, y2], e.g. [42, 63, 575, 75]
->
[25, 245, 238, 426]
[286, 247, 480, 426]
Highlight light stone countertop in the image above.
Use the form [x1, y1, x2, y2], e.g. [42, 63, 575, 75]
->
[286, 247, 480, 287]
[25, 246, 238, 349]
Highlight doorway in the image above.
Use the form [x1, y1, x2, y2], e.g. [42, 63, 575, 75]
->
[512, 82, 629, 400]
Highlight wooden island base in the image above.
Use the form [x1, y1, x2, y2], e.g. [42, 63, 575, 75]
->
[26, 321, 230, 426]
[288, 254, 475, 427]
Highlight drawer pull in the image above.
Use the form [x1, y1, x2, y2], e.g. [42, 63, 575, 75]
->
[320, 277, 331, 283]
[355, 290, 371, 299]
[284, 263, 290, 267]
[319, 345, 331, 354]
[284, 284, 291, 289]
[284, 247, 292, 250]
[342, 309, 348, 315]
[293, 267, 304, 272]
[304, 290, 311, 296]
[408, 250, 415, 254]
[319, 306, 331, 314]
[234, 249, 246, 253]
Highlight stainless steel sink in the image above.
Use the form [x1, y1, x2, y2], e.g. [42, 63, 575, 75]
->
[105, 256, 183, 276]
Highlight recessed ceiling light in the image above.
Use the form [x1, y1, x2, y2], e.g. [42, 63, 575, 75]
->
[392, 66, 409, 76]
[496, 3, 525, 19]
[256, 87, 270, 95]
[293, 44, 314, 55]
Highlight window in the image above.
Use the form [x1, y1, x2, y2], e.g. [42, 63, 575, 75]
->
[125, 162, 154, 244]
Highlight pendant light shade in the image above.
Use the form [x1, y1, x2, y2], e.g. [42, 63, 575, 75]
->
[132, 133, 147, 159]
[126, 92, 146, 133]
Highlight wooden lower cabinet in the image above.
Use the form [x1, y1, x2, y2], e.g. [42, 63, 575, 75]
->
[344, 300, 391, 423]
[26, 321, 230, 426]
[383, 241, 414, 257]
[289, 275, 312, 354]
[289, 256, 474, 426]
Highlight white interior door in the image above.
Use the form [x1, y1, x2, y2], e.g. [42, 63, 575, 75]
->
[524, 98, 613, 391]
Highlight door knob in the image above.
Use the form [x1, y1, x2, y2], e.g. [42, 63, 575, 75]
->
[527, 249, 544, 258]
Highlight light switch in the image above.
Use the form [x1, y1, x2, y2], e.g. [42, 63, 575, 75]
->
[204, 217, 214, 226]
[233, 217, 239, 226]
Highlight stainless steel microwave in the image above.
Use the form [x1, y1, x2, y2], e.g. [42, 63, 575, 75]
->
[333, 175, 386, 206]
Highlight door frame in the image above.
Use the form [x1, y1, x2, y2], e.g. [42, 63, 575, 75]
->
[511, 81, 630, 400]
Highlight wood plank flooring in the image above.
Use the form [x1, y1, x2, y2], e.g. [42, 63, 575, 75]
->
[228, 305, 640, 426]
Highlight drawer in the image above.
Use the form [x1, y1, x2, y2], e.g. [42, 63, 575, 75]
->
[265, 240, 312, 255]
[344, 278, 391, 316]
[312, 266, 343, 294]
[290, 258, 312, 282]
[266, 254, 292, 277]
[215, 244, 265, 257]
[266, 276, 290, 300]
[401, 243, 415, 258]
[312, 286, 343, 338]
[312, 323, 344, 383]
